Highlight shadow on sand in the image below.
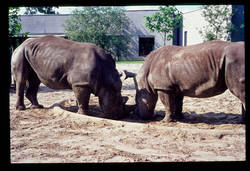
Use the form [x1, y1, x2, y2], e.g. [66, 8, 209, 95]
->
[48, 99, 243, 125]
[9, 85, 72, 94]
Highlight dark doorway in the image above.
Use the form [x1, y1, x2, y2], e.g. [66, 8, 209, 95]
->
[184, 31, 187, 46]
[139, 37, 154, 56]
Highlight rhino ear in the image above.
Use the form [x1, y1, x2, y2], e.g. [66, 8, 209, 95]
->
[122, 96, 129, 104]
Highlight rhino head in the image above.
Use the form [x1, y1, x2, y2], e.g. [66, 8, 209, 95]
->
[97, 69, 131, 119]
[122, 70, 156, 120]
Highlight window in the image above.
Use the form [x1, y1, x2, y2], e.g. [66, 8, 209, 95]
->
[139, 37, 154, 56]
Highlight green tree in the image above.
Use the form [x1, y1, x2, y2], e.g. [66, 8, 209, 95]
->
[199, 5, 233, 41]
[8, 7, 29, 50]
[144, 6, 182, 46]
[24, 6, 59, 14]
[9, 7, 22, 37]
[63, 6, 130, 60]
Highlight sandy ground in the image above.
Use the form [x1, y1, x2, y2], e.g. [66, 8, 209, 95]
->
[9, 63, 245, 163]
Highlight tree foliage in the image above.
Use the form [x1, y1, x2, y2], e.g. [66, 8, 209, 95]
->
[9, 7, 22, 37]
[8, 7, 29, 38]
[144, 6, 182, 45]
[63, 6, 131, 60]
[9, 7, 29, 52]
[199, 5, 233, 41]
[24, 6, 59, 15]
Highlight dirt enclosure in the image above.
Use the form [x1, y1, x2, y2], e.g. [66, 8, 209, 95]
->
[9, 63, 245, 163]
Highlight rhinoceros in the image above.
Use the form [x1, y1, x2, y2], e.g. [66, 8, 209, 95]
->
[125, 40, 245, 123]
[11, 35, 129, 119]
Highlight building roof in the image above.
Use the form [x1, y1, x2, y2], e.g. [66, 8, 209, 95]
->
[20, 10, 160, 37]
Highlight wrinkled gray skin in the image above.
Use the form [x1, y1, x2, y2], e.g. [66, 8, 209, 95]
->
[224, 42, 245, 122]
[126, 41, 245, 123]
[11, 35, 128, 119]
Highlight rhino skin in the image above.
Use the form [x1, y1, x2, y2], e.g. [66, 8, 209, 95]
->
[11, 35, 128, 119]
[133, 40, 245, 123]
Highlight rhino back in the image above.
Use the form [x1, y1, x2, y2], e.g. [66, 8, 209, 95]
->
[23, 36, 115, 92]
[137, 45, 181, 93]
[144, 41, 231, 97]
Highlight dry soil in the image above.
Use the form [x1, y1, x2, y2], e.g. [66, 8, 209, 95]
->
[9, 63, 245, 163]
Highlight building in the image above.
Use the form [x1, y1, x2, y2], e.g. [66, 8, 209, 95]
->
[182, 5, 244, 45]
[18, 10, 182, 58]
[182, 8, 206, 46]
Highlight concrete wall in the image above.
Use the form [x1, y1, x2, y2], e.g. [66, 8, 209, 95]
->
[123, 10, 172, 57]
[19, 10, 174, 58]
[182, 6, 233, 46]
[182, 9, 206, 45]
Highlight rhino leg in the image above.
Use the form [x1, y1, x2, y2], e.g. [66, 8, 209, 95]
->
[175, 94, 184, 116]
[72, 85, 91, 115]
[241, 104, 246, 124]
[14, 62, 29, 110]
[226, 76, 245, 123]
[158, 91, 183, 122]
[15, 75, 26, 110]
[25, 70, 43, 109]
[226, 74, 245, 123]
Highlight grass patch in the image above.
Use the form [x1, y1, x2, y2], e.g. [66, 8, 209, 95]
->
[115, 60, 144, 64]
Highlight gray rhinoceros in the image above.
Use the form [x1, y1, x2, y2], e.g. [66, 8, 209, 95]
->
[125, 41, 245, 123]
[11, 35, 129, 119]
